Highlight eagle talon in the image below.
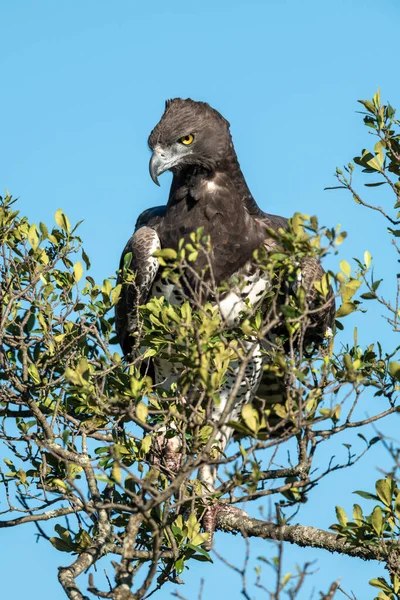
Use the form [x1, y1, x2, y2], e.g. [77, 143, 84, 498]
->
[202, 503, 248, 551]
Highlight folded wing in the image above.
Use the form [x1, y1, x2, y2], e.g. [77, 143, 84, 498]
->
[116, 220, 162, 355]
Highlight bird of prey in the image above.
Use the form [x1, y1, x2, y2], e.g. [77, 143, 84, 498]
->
[116, 98, 335, 493]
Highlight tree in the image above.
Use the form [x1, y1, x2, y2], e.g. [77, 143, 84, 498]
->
[1, 90, 400, 600]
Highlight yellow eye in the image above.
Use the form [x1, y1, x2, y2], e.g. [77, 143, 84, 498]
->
[179, 134, 194, 145]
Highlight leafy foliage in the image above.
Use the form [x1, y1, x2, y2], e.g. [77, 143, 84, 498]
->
[1, 91, 400, 599]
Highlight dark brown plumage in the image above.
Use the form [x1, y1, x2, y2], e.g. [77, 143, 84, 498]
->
[115, 99, 335, 494]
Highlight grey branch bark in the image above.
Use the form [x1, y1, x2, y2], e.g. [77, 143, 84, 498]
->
[215, 507, 386, 562]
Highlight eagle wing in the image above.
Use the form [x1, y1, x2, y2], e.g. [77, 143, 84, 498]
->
[115, 207, 165, 355]
[251, 210, 336, 423]
[255, 209, 335, 341]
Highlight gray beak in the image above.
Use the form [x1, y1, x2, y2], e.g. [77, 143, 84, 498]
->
[149, 152, 166, 186]
[149, 146, 181, 186]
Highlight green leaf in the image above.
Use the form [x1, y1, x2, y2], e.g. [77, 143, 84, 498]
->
[54, 208, 71, 233]
[135, 402, 148, 423]
[282, 572, 292, 587]
[198, 425, 213, 442]
[335, 232, 347, 245]
[389, 362, 400, 379]
[142, 348, 157, 359]
[369, 577, 393, 593]
[112, 463, 122, 484]
[340, 260, 351, 278]
[394, 492, 400, 520]
[366, 156, 382, 171]
[28, 363, 41, 384]
[388, 228, 400, 238]
[336, 302, 356, 318]
[371, 505, 383, 535]
[102, 279, 112, 297]
[241, 404, 259, 433]
[75, 530, 92, 551]
[190, 532, 210, 546]
[374, 141, 384, 165]
[52, 478, 68, 490]
[186, 543, 212, 562]
[154, 248, 177, 261]
[49, 537, 73, 552]
[341, 279, 362, 303]
[28, 224, 39, 250]
[190, 554, 212, 562]
[335, 505, 348, 526]
[343, 353, 353, 371]
[376, 478, 392, 507]
[372, 279, 383, 291]
[364, 250, 371, 268]
[123, 252, 132, 270]
[39, 222, 49, 238]
[175, 557, 185, 574]
[55, 525, 73, 544]
[387, 103, 396, 119]
[73, 261, 83, 283]
[186, 512, 199, 540]
[353, 504, 363, 525]
[358, 99, 375, 113]
[372, 87, 381, 108]
[141, 435, 152, 454]
[81, 248, 91, 269]
[111, 284, 122, 306]
[65, 367, 85, 386]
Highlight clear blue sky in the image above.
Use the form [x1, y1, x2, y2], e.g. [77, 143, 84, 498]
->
[1, 1, 400, 598]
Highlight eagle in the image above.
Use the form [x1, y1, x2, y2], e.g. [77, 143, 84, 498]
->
[116, 98, 335, 497]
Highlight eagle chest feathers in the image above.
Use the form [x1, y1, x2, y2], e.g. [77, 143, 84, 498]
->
[151, 262, 271, 326]
[151, 274, 268, 405]
[150, 195, 272, 395]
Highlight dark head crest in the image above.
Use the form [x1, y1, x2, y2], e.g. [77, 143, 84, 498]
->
[148, 98, 230, 150]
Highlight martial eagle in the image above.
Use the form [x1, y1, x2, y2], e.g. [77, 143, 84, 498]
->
[116, 98, 335, 491]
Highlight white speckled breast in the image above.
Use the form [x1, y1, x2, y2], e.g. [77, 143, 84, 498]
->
[150, 263, 270, 409]
[151, 263, 271, 324]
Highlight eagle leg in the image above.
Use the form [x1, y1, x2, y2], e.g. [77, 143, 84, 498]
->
[197, 425, 234, 549]
[163, 435, 182, 474]
[202, 504, 248, 551]
[197, 366, 261, 547]
[152, 426, 182, 477]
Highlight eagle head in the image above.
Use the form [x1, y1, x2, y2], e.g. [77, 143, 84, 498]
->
[148, 98, 231, 185]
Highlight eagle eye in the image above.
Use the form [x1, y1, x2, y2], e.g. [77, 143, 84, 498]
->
[179, 134, 194, 145]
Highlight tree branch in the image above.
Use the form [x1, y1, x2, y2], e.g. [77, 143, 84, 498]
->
[0, 505, 80, 527]
[215, 508, 387, 562]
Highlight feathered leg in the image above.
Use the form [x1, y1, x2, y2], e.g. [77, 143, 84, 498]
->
[198, 342, 264, 548]
[152, 425, 182, 475]
[151, 364, 185, 476]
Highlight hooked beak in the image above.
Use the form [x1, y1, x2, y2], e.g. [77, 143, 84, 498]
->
[149, 152, 164, 186]
[149, 146, 181, 186]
